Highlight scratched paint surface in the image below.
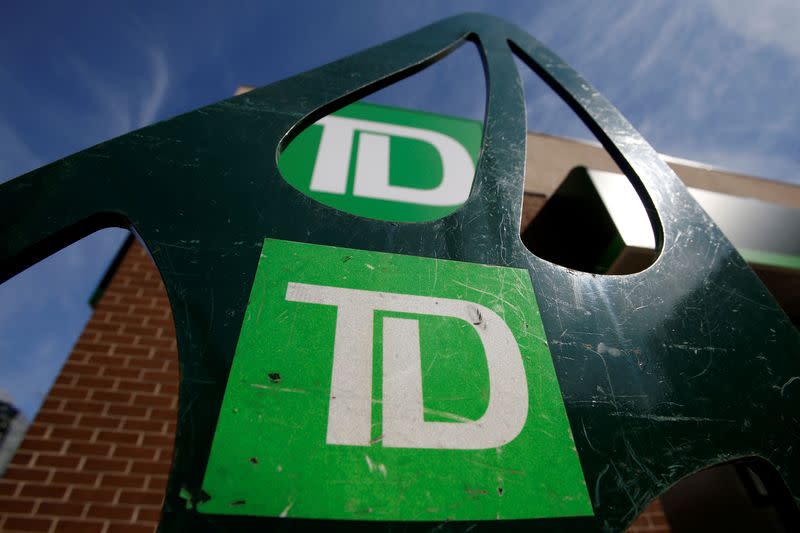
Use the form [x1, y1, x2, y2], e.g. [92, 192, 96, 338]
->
[3, 14, 798, 532]
[199, 239, 592, 520]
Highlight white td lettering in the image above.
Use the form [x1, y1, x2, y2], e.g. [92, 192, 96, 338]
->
[285, 283, 528, 450]
[308, 116, 475, 207]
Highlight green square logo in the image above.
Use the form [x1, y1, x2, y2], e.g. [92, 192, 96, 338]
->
[199, 239, 592, 520]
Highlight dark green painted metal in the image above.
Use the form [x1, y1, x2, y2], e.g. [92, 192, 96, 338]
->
[1, 13, 798, 532]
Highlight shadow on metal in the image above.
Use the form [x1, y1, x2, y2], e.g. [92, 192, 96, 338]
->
[660, 456, 800, 532]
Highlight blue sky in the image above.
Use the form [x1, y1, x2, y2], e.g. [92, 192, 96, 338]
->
[1, 1, 798, 417]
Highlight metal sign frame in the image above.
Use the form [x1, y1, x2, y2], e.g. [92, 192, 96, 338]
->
[1, 13, 798, 532]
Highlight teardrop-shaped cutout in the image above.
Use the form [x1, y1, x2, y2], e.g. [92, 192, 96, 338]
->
[0, 228, 128, 422]
[278, 41, 485, 223]
[511, 49, 658, 274]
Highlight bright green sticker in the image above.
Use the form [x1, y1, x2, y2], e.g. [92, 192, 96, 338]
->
[199, 239, 592, 520]
[278, 102, 482, 223]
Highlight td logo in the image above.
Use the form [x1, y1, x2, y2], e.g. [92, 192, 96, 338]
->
[285, 283, 528, 450]
[200, 239, 592, 521]
[278, 102, 482, 222]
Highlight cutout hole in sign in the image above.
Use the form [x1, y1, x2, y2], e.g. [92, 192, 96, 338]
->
[0, 227, 129, 427]
[277, 41, 485, 223]
[510, 45, 659, 275]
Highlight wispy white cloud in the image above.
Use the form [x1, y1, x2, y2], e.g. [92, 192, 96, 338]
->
[139, 47, 170, 127]
[67, 43, 171, 140]
[0, 119, 41, 182]
[709, 0, 800, 58]
[511, 1, 800, 184]
[68, 54, 133, 135]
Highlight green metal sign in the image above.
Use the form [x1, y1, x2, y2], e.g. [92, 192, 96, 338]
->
[278, 102, 482, 223]
[199, 238, 592, 520]
[2, 12, 798, 532]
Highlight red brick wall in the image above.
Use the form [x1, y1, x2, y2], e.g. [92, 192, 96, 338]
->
[627, 498, 670, 532]
[0, 238, 670, 532]
[0, 241, 178, 532]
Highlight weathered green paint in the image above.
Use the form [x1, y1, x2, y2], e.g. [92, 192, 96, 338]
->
[278, 102, 482, 223]
[199, 239, 592, 520]
[0, 13, 798, 532]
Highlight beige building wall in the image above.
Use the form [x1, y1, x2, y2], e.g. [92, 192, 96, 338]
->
[524, 131, 800, 208]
